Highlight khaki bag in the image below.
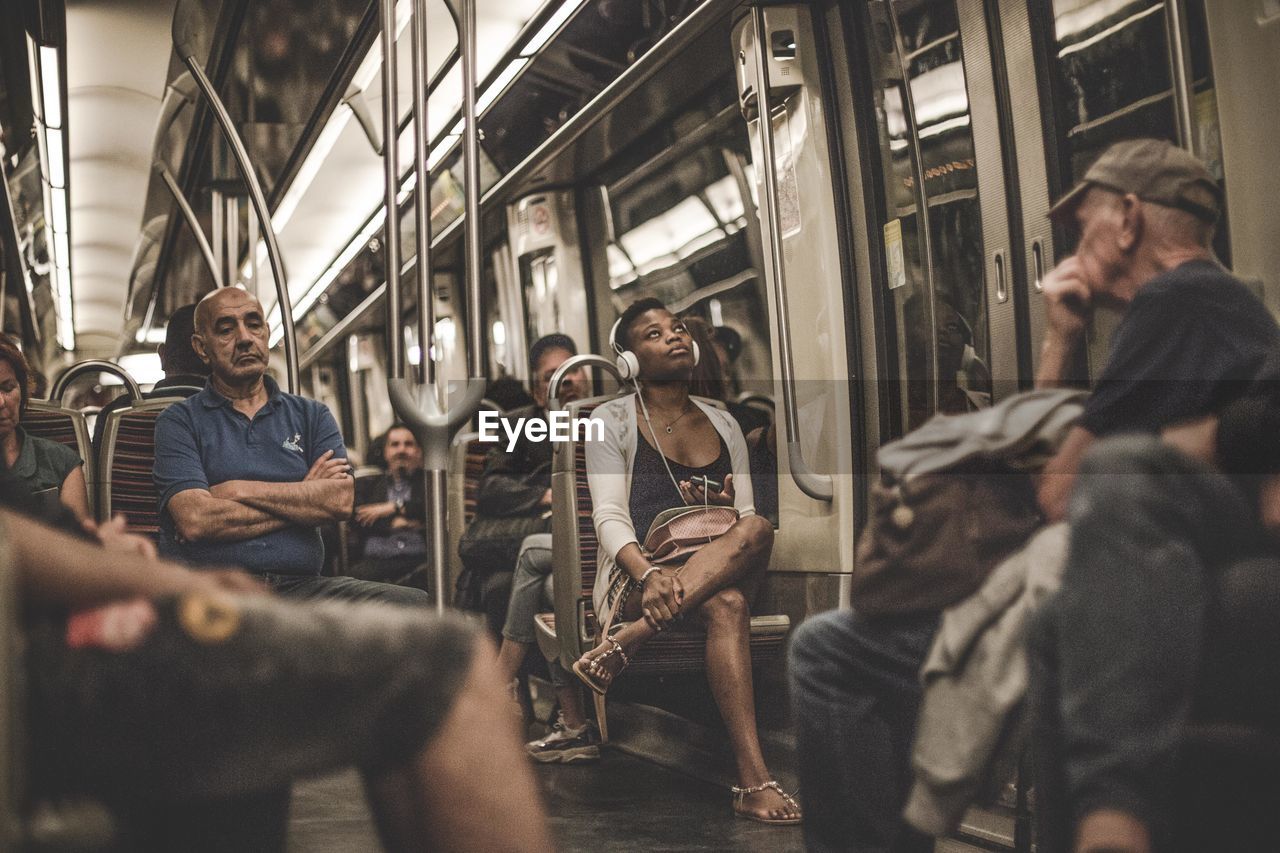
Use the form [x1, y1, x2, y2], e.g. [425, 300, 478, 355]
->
[851, 467, 1041, 616]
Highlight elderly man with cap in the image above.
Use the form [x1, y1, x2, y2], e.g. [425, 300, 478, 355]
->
[787, 139, 1278, 853]
[1025, 140, 1280, 853]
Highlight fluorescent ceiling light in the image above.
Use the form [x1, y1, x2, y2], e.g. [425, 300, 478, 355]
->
[45, 129, 65, 187]
[272, 109, 352, 232]
[135, 327, 167, 344]
[51, 187, 68, 232]
[55, 267, 74, 350]
[117, 353, 166, 386]
[39, 46, 62, 128]
[477, 58, 529, 114]
[521, 0, 587, 56]
[268, 208, 387, 347]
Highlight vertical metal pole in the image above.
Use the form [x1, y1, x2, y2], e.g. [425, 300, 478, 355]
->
[410, 0, 435, 388]
[461, 0, 484, 380]
[210, 187, 225, 283]
[1163, 0, 1196, 153]
[224, 194, 239, 288]
[884, 0, 940, 413]
[380, 0, 404, 380]
[409, 0, 446, 613]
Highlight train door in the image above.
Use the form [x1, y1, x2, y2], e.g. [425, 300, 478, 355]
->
[504, 192, 593, 381]
[844, 0, 1030, 437]
[732, 7, 859, 586]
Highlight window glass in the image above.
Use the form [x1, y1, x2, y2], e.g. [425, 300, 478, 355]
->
[861, 0, 993, 432]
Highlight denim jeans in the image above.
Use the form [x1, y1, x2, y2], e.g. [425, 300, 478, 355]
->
[498, 533, 571, 688]
[501, 533, 553, 645]
[789, 608, 939, 853]
[262, 572, 432, 607]
[1029, 436, 1280, 852]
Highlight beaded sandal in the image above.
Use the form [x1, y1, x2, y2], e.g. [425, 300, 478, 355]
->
[571, 637, 630, 696]
[731, 780, 802, 825]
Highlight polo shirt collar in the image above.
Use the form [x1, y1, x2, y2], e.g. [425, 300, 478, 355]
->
[198, 375, 283, 410]
[12, 426, 37, 479]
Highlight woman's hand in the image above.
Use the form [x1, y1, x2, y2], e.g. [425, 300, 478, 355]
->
[679, 473, 735, 506]
[640, 567, 684, 630]
[85, 514, 158, 560]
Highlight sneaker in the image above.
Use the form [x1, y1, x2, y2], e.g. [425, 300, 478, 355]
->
[525, 715, 600, 764]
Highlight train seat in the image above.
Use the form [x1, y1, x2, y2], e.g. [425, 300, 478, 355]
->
[95, 393, 196, 533]
[548, 395, 790, 743]
[445, 431, 493, 606]
[22, 399, 96, 517]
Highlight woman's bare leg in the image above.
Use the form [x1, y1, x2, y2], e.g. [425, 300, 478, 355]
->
[578, 515, 773, 683]
[700, 587, 800, 821]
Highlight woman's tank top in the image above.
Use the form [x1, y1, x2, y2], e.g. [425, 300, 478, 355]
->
[628, 432, 732, 542]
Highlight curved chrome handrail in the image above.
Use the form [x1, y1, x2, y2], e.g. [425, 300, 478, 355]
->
[173, 13, 298, 394]
[51, 360, 143, 405]
[155, 163, 221, 288]
[549, 354, 623, 411]
[748, 7, 832, 502]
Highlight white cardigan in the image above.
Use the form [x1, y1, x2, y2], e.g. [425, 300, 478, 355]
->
[584, 393, 756, 615]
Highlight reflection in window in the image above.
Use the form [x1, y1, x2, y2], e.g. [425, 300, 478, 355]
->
[1048, 1, 1178, 181]
[862, 0, 992, 433]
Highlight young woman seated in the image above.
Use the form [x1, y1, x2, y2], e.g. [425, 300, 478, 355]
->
[573, 298, 800, 825]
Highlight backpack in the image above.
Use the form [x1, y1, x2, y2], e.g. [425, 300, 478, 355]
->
[851, 389, 1086, 616]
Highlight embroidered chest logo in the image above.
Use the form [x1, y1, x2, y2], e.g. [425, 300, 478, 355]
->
[282, 433, 303, 453]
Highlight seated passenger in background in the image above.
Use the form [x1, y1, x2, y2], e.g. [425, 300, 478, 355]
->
[686, 316, 770, 438]
[459, 333, 585, 630]
[92, 303, 210, 449]
[350, 424, 428, 586]
[0, 336, 89, 521]
[5, 501, 553, 852]
[789, 139, 1278, 853]
[573, 298, 800, 824]
[154, 287, 428, 605]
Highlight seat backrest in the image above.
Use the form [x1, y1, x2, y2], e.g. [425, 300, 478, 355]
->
[95, 396, 189, 532]
[446, 432, 497, 599]
[21, 401, 94, 515]
[551, 397, 606, 663]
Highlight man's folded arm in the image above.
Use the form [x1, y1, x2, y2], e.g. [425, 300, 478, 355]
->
[167, 488, 292, 543]
[214, 477, 354, 526]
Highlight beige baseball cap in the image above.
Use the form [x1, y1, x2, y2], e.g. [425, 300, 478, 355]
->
[1048, 138, 1221, 223]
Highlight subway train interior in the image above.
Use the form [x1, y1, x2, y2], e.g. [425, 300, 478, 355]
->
[1, 0, 1279, 850]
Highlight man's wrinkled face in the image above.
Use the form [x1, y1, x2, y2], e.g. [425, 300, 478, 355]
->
[193, 289, 269, 385]
[385, 427, 422, 474]
[532, 347, 584, 410]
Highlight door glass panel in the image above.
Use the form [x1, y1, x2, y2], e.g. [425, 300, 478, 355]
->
[861, 0, 993, 434]
[1043, 1, 1180, 202]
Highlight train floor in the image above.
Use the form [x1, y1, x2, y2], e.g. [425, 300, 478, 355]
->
[288, 745, 987, 852]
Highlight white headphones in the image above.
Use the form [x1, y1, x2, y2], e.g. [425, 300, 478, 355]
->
[609, 315, 700, 381]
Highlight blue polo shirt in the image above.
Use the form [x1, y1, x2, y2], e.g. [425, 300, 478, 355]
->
[153, 377, 347, 574]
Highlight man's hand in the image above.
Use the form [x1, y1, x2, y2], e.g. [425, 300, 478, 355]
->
[306, 449, 351, 481]
[1161, 415, 1218, 466]
[640, 567, 684, 630]
[354, 501, 397, 527]
[1042, 256, 1094, 343]
[539, 487, 553, 508]
[84, 514, 158, 560]
[678, 473, 736, 506]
